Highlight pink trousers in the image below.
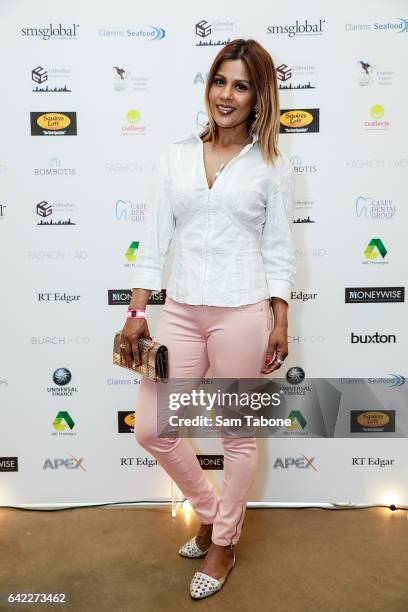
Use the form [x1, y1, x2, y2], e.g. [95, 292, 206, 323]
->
[134, 296, 273, 545]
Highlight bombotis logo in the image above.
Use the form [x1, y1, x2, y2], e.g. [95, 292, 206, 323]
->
[98, 26, 165, 40]
[355, 196, 396, 219]
[286, 367, 305, 385]
[0, 457, 18, 472]
[52, 411, 76, 435]
[43, 456, 86, 470]
[350, 332, 396, 344]
[267, 19, 326, 37]
[351, 411, 395, 432]
[53, 368, 72, 385]
[273, 455, 317, 470]
[364, 104, 390, 131]
[290, 155, 317, 174]
[30, 112, 77, 136]
[196, 455, 224, 470]
[345, 287, 404, 303]
[118, 411, 135, 433]
[363, 238, 388, 264]
[121, 108, 146, 135]
[21, 23, 79, 40]
[125, 241, 139, 263]
[280, 109, 319, 133]
[34, 158, 76, 177]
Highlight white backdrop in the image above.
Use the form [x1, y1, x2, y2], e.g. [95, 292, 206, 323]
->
[0, 0, 407, 507]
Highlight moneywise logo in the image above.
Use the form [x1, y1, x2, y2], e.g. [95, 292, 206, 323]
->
[364, 238, 387, 260]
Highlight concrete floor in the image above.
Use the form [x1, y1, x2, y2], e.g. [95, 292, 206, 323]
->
[0, 505, 407, 612]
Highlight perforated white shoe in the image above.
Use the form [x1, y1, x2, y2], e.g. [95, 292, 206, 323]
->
[190, 545, 236, 599]
[178, 536, 209, 558]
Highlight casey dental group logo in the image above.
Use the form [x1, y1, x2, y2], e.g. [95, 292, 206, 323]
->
[115, 199, 145, 222]
[355, 196, 396, 219]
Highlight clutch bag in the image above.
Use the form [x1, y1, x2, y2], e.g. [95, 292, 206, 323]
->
[113, 331, 168, 382]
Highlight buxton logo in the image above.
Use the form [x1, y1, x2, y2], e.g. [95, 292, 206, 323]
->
[345, 287, 404, 303]
[280, 109, 319, 133]
[30, 112, 77, 136]
[350, 332, 396, 344]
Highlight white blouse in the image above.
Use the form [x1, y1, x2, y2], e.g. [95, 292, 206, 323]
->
[131, 127, 296, 307]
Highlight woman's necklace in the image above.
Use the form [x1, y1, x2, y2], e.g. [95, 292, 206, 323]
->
[212, 137, 250, 183]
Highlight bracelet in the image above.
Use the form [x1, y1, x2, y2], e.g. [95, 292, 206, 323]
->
[126, 309, 146, 319]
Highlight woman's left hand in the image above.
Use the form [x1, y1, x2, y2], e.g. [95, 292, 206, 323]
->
[261, 325, 288, 374]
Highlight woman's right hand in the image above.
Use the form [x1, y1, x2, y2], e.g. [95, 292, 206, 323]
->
[120, 317, 151, 368]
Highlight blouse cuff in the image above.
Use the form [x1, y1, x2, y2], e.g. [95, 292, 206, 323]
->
[267, 279, 293, 304]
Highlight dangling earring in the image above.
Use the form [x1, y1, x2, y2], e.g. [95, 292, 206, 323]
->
[254, 105, 259, 119]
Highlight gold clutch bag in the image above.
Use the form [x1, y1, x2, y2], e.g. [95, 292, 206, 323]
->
[113, 331, 168, 382]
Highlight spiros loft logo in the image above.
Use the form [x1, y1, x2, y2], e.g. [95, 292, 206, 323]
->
[345, 287, 404, 303]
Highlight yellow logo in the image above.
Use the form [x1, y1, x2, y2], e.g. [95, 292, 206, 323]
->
[280, 110, 314, 127]
[126, 109, 141, 124]
[356, 411, 389, 427]
[370, 104, 384, 119]
[37, 113, 71, 130]
[124, 412, 135, 427]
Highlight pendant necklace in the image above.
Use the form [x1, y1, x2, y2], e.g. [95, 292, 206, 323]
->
[212, 138, 250, 183]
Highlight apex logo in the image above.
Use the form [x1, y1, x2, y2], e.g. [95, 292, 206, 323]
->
[273, 454, 316, 470]
[351, 332, 396, 344]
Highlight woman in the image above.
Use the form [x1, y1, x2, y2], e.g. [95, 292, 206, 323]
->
[120, 38, 296, 599]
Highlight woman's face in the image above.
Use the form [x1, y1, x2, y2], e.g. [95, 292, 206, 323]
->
[208, 59, 256, 132]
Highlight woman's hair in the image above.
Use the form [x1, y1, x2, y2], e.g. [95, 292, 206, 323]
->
[202, 38, 281, 165]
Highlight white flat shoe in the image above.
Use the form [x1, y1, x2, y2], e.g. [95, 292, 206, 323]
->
[178, 536, 209, 558]
[190, 545, 236, 599]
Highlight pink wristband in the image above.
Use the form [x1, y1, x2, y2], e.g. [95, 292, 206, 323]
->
[126, 309, 146, 319]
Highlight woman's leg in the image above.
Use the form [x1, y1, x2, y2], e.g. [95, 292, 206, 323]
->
[134, 297, 219, 525]
[205, 299, 272, 546]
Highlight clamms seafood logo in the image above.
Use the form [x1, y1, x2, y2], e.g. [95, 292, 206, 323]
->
[21, 23, 79, 40]
[280, 109, 319, 133]
[31, 66, 72, 93]
[267, 19, 326, 38]
[121, 109, 146, 136]
[277, 63, 317, 90]
[30, 112, 77, 136]
[364, 104, 390, 131]
[195, 19, 235, 47]
[356, 61, 394, 87]
[355, 196, 396, 220]
[112, 66, 148, 92]
[350, 410, 395, 433]
[345, 19, 408, 33]
[98, 26, 165, 40]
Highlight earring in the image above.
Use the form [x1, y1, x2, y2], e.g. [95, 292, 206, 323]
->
[254, 105, 259, 119]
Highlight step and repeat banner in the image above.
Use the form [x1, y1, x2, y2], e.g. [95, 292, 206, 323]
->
[0, 0, 407, 506]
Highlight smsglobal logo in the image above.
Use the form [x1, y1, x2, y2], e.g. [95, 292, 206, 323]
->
[21, 23, 79, 40]
[267, 19, 326, 38]
[345, 287, 404, 303]
[355, 196, 396, 219]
